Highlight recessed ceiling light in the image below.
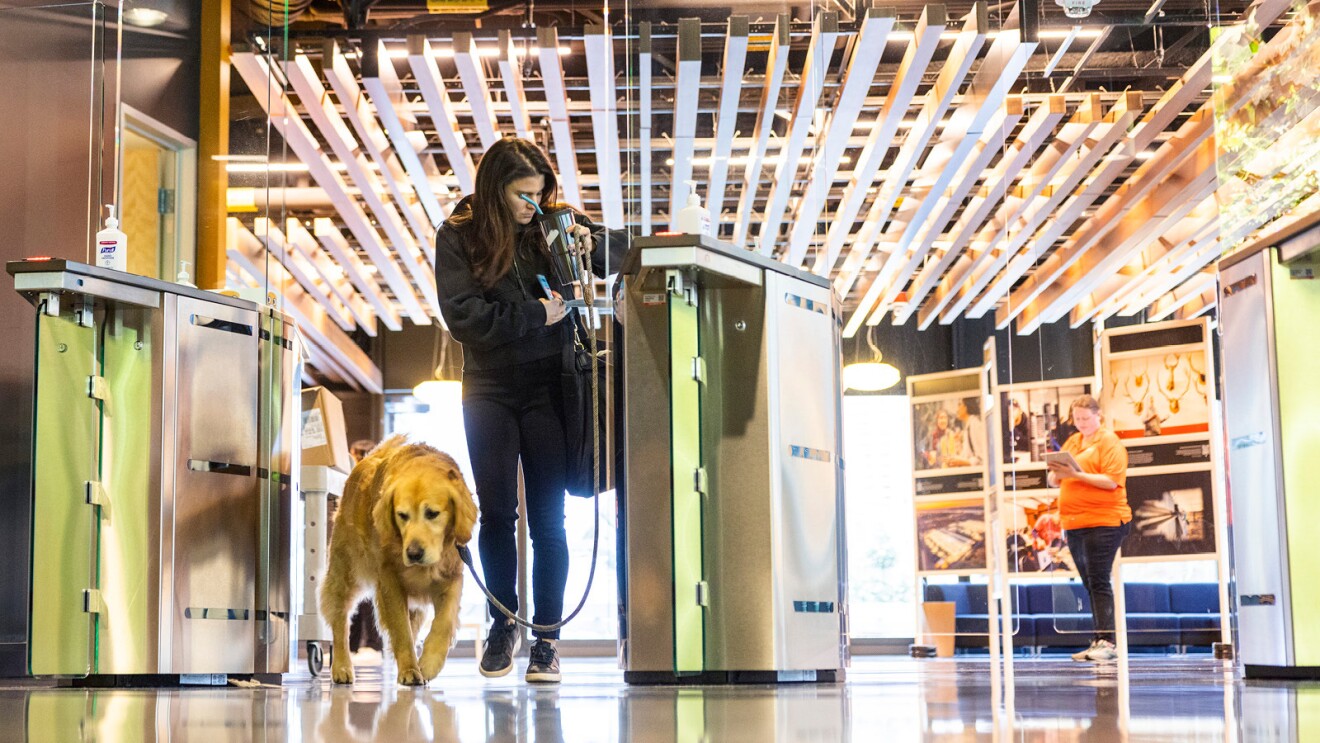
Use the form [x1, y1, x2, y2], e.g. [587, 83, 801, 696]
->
[123, 8, 169, 28]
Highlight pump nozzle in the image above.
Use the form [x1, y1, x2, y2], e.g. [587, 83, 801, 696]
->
[684, 180, 701, 206]
[105, 204, 119, 228]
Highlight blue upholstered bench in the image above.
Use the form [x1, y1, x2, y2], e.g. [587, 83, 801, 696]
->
[922, 582, 1222, 652]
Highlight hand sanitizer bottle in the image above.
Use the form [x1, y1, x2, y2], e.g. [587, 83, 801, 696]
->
[95, 204, 128, 271]
[676, 180, 711, 236]
[177, 260, 196, 287]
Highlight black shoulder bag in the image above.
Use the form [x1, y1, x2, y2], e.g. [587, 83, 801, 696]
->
[561, 314, 609, 498]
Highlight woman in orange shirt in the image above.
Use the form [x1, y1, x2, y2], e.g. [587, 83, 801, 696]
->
[1046, 394, 1131, 663]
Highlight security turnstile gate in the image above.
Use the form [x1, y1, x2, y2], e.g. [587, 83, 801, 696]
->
[7, 259, 299, 680]
[1219, 234, 1320, 680]
[619, 235, 847, 684]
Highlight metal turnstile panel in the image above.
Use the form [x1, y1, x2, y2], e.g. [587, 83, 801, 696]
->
[621, 276, 679, 673]
[1220, 252, 1293, 667]
[1220, 253, 1293, 665]
[765, 273, 842, 669]
[170, 295, 260, 673]
[621, 236, 844, 682]
[256, 310, 297, 673]
[698, 281, 776, 672]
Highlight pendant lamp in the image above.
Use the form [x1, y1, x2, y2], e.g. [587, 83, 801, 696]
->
[413, 323, 463, 405]
[842, 326, 901, 392]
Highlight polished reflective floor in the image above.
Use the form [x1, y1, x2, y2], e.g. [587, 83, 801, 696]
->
[1, 653, 1316, 741]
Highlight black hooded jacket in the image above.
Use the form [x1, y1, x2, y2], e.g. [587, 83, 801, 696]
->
[434, 197, 630, 371]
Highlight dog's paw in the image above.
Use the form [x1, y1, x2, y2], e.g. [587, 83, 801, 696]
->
[330, 661, 355, 685]
[420, 650, 446, 680]
[397, 665, 426, 686]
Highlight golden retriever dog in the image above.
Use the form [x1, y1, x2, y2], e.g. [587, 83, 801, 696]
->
[320, 435, 477, 686]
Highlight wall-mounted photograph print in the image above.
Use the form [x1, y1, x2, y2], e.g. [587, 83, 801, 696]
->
[1001, 382, 1093, 466]
[912, 395, 986, 472]
[1105, 350, 1211, 439]
[1122, 469, 1217, 558]
[915, 498, 987, 572]
[1002, 494, 1076, 574]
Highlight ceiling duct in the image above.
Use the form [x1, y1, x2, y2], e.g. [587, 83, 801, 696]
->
[242, 0, 314, 27]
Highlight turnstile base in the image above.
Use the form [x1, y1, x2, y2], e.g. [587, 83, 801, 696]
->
[56, 673, 285, 688]
[0, 644, 27, 678]
[623, 669, 842, 686]
[1244, 664, 1320, 680]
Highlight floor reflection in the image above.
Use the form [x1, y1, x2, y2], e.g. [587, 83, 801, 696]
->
[1, 656, 1317, 741]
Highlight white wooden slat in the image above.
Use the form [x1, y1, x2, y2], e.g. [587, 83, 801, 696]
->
[864, 27, 1036, 325]
[312, 218, 404, 330]
[537, 26, 582, 208]
[962, 91, 1145, 321]
[639, 23, 653, 235]
[284, 50, 440, 314]
[231, 50, 429, 325]
[912, 96, 1067, 328]
[324, 41, 438, 253]
[705, 16, 751, 229]
[496, 30, 534, 140]
[1091, 209, 1219, 321]
[407, 35, 477, 194]
[833, 3, 987, 318]
[813, 4, 947, 275]
[1007, 132, 1220, 334]
[998, 0, 1295, 332]
[359, 41, 448, 235]
[228, 219, 384, 393]
[585, 24, 624, 228]
[668, 18, 705, 232]
[452, 31, 502, 150]
[1148, 273, 1219, 321]
[783, 7, 894, 266]
[881, 100, 1023, 325]
[252, 217, 355, 332]
[732, 14, 790, 248]
[286, 218, 377, 335]
[756, 11, 840, 256]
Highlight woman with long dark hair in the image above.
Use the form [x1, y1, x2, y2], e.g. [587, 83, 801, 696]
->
[434, 137, 626, 683]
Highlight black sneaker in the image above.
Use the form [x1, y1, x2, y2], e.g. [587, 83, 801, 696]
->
[479, 622, 521, 678]
[525, 639, 561, 684]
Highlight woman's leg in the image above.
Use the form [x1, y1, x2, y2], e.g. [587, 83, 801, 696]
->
[1071, 523, 1131, 643]
[518, 380, 570, 640]
[463, 390, 524, 623]
[1066, 529, 1095, 640]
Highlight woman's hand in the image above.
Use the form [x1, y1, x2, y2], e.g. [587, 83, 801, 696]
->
[1046, 460, 1079, 481]
[540, 293, 567, 326]
[568, 223, 594, 256]
[1047, 460, 1119, 491]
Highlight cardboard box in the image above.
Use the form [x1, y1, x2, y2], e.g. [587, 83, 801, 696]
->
[301, 387, 353, 473]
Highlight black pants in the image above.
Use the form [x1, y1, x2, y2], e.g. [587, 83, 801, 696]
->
[463, 356, 569, 639]
[1066, 520, 1132, 642]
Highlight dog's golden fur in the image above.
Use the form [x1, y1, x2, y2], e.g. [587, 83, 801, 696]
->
[320, 435, 477, 685]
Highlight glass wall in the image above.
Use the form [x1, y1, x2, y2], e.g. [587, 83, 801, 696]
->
[388, 396, 619, 642]
[843, 395, 917, 639]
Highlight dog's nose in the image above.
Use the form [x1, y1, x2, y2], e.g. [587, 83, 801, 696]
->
[405, 544, 425, 563]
